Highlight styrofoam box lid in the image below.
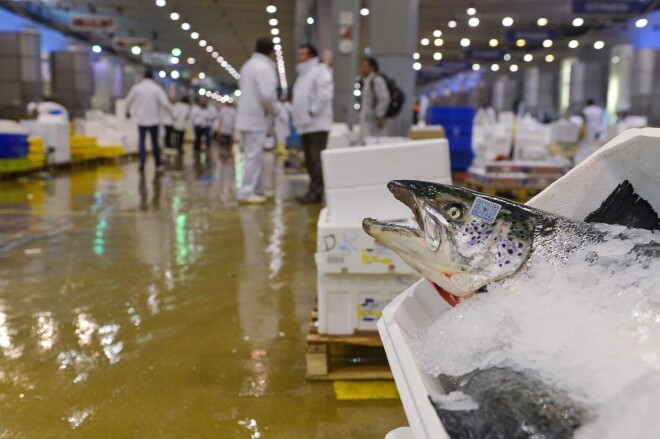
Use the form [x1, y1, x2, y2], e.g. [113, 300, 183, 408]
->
[322, 138, 451, 190]
[528, 128, 660, 217]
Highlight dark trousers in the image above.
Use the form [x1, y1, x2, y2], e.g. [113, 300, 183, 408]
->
[301, 131, 329, 197]
[138, 125, 161, 167]
[194, 126, 212, 152]
[174, 129, 185, 153]
[164, 125, 174, 149]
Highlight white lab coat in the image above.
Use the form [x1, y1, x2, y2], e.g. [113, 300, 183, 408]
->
[236, 53, 278, 132]
[215, 106, 237, 135]
[189, 105, 217, 127]
[583, 104, 605, 142]
[360, 73, 391, 139]
[172, 102, 190, 131]
[291, 58, 334, 135]
[125, 78, 173, 127]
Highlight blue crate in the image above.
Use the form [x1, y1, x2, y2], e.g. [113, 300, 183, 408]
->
[0, 134, 29, 159]
[445, 124, 473, 138]
[427, 106, 475, 125]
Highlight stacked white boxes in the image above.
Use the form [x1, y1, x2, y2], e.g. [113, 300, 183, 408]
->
[316, 139, 453, 334]
[20, 119, 70, 164]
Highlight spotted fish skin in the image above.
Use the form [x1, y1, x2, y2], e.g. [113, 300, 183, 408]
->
[363, 180, 605, 299]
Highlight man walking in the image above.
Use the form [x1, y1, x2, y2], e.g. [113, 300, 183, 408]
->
[359, 57, 391, 143]
[291, 44, 334, 204]
[190, 98, 217, 155]
[236, 37, 279, 204]
[125, 69, 173, 173]
[215, 102, 237, 157]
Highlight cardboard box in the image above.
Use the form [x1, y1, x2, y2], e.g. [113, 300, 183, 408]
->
[408, 125, 446, 140]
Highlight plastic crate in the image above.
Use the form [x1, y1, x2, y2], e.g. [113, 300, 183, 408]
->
[427, 106, 475, 125]
[0, 133, 29, 159]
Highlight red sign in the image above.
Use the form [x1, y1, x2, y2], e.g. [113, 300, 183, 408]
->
[70, 16, 116, 32]
[112, 37, 151, 51]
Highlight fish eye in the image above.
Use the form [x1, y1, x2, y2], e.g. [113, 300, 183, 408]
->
[446, 205, 463, 220]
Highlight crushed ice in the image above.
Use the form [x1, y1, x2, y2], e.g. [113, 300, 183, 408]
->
[411, 225, 660, 432]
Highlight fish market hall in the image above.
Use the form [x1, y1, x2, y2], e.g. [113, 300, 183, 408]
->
[1, 0, 660, 437]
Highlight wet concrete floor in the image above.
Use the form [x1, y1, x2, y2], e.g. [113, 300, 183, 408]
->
[0, 150, 408, 438]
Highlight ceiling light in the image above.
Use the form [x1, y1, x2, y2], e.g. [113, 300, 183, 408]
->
[467, 7, 476, 16]
[205, 91, 212, 97]
[434, 38, 443, 46]
[524, 54, 533, 62]
[461, 38, 470, 47]
[448, 20, 457, 28]
[187, 57, 195, 64]
[206, 46, 213, 53]
[269, 18, 278, 26]
[472, 63, 480, 71]
[266, 5, 277, 13]
[489, 39, 499, 47]
[360, 8, 369, 16]
[274, 44, 282, 51]
[181, 22, 190, 30]
[573, 17, 584, 27]
[635, 18, 648, 28]
[413, 62, 422, 71]
[198, 88, 206, 96]
[92, 45, 102, 53]
[131, 46, 142, 55]
[491, 64, 500, 71]
[421, 38, 430, 46]
[468, 17, 479, 27]
[569, 40, 579, 49]
[433, 30, 442, 37]
[273, 37, 281, 44]
[307, 17, 314, 25]
[212, 52, 219, 58]
[504, 54, 511, 61]
[594, 41, 605, 50]
[171, 70, 179, 79]
[413, 52, 420, 60]
[191, 32, 199, 39]
[199, 40, 207, 47]
[158, 70, 166, 78]
[171, 47, 182, 56]
[502, 17, 514, 27]
[516, 39, 526, 47]
[537, 17, 548, 26]
[221, 60, 228, 67]
[510, 64, 519, 72]
[545, 54, 555, 62]
[271, 28, 280, 35]
[611, 56, 620, 64]
[170, 12, 179, 21]
[433, 52, 442, 60]
[155, 0, 166, 6]
[543, 39, 553, 48]
[170, 57, 179, 64]
[199, 72, 206, 79]
[234, 90, 241, 97]
[354, 103, 360, 110]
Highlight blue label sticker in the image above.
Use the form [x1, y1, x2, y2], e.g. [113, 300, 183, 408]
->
[470, 197, 502, 224]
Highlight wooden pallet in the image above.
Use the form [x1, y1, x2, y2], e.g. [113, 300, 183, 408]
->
[306, 310, 393, 381]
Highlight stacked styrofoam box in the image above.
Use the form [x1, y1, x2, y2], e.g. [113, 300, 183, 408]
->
[514, 121, 552, 160]
[317, 139, 452, 335]
[20, 119, 70, 164]
[322, 139, 453, 224]
[327, 123, 351, 150]
[378, 128, 660, 439]
[551, 119, 581, 144]
[365, 136, 408, 146]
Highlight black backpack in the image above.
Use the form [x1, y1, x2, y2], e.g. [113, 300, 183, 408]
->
[371, 73, 406, 118]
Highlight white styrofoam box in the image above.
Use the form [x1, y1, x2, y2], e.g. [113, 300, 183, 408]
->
[529, 127, 660, 218]
[20, 119, 70, 164]
[551, 119, 581, 144]
[0, 120, 28, 134]
[378, 128, 660, 439]
[378, 280, 451, 439]
[322, 138, 451, 191]
[318, 272, 420, 335]
[385, 427, 415, 439]
[325, 177, 452, 224]
[316, 207, 416, 275]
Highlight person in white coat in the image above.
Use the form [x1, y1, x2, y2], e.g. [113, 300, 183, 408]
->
[172, 97, 191, 154]
[215, 103, 237, 156]
[236, 37, 278, 204]
[189, 98, 217, 154]
[291, 44, 334, 204]
[124, 70, 174, 172]
[359, 57, 391, 143]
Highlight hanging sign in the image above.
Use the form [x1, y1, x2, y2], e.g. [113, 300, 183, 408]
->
[112, 37, 150, 51]
[338, 11, 355, 54]
[464, 48, 506, 61]
[70, 16, 116, 32]
[572, 0, 648, 14]
[505, 29, 559, 42]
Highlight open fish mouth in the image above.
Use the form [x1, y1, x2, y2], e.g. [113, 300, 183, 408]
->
[363, 181, 463, 307]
